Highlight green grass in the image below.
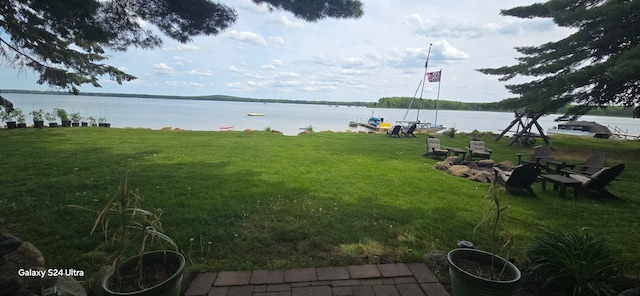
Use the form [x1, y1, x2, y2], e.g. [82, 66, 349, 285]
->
[1, 128, 639, 278]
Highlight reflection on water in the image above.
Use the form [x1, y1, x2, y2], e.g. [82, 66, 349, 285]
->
[7, 93, 640, 136]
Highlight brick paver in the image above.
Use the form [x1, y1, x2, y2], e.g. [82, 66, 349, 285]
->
[186, 262, 450, 296]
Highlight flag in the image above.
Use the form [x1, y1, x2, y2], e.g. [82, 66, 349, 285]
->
[427, 71, 441, 82]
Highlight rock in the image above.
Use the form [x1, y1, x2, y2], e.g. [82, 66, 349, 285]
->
[477, 159, 495, 167]
[469, 171, 495, 183]
[0, 241, 53, 294]
[88, 266, 112, 296]
[447, 165, 471, 178]
[424, 250, 449, 276]
[52, 276, 87, 296]
[620, 288, 640, 296]
[444, 156, 461, 165]
[0, 231, 22, 256]
[496, 160, 515, 171]
[434, 161, 452, 171]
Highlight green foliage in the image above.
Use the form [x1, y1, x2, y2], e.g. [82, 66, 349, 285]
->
[479, 0, 640, 118]
[44, 111, 57, 122]
[54, 108, 69, 121]
[30, 109, 45, 121]
[70, 112, 82, 122]
[527, 230, 624, 296]
[13, 108, 25, 123]
[0, 0, 362, 94]
[71, 172, 177, 286]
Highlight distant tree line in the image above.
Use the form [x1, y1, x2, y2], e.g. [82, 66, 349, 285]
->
[2, 90, 633, 117]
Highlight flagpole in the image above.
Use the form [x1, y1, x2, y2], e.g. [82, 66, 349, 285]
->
[417, 43, 432, 123]
[434, 68, 442, 127]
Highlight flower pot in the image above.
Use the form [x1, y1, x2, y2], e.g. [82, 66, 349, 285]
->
[448, 248, 521, 296]
[17, 123, 27, 128]
[48, 122, 58, 128]
[72, 122, 80, 127]
[34, 120, 45, 128]
[81, 122, 88, 127]
[61, 120, 71, 127]
[6, 121, 17, 129]
[99, 123, 111, 128]
[102, 251, 185, 296]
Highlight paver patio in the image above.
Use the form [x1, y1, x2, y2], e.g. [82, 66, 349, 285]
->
[184, 262, 450, 296]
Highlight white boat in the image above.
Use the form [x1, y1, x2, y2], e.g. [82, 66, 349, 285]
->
[247, 113, 265, 116]
[547, 121, 612, 139]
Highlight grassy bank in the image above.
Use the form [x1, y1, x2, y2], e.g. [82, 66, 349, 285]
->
[1, 127, 639, 278]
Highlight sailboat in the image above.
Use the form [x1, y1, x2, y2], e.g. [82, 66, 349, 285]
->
[397, 43, 446, 134]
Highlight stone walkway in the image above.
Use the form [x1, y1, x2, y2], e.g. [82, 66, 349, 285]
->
[184, 262, 450, 296]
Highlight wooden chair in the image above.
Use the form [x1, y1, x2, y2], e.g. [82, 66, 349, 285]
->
[402, 123, 417, 137]
[386, 125, 402, 137]
[466, 140, 493, 160]
[568, 164, 625, 200]
[495, 163, 541, 197]
[517, 145, 552, 166]
[561, 152, 608, 176]
[426, 138, 449, 159]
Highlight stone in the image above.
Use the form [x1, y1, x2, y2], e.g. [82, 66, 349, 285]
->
[88, 265, 112, 296]
[476, 159, 495, 167]
[469, 171, 494, 183]
[496, 160, 515, 171]
[434, 161, 451, 171]
[52, 276, 87, 296]
[444, 156, 461, 165]
[424, 250, 448, 276]
[0, 241, 52, 294]
[447, 165, 471, 178]
[0, 231, 22, 256]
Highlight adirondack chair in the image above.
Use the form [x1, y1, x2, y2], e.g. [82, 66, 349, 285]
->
[561, 152, 608, 176]
[568, 164, 625, 199]
[386, 125, 402, 137]
[517, 145, 552, 166]
[402, 123, 417, 137]
[466, 140, 493, 160]
[494, 163, 541, 197]
[425, 137, 449, 159]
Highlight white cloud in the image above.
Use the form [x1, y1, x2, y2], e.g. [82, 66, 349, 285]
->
[225, 30, 268, 46]
[173, 45, 202, 52]
[187, 69, 214, 77]
[268, 36, 286, 46]
[266, 15, 305, 29]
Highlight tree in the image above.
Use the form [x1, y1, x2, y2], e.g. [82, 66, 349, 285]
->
[478, 0, 640, 118]
[0, 0, 363, 96]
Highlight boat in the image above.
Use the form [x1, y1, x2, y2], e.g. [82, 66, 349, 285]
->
[547, 121, 612, 139]
[247, 113, 265, 116]
[220, 124, 234, 130]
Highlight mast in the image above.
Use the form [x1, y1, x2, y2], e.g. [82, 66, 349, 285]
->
[417, 44, 432, 123]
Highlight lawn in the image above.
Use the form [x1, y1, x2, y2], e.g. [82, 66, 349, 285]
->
[1, 127, 639, 279]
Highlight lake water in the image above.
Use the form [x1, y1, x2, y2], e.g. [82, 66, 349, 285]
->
[5, 93, 640, 137]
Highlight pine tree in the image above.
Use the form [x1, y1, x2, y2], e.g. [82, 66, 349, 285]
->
[478, 0, 640, 118]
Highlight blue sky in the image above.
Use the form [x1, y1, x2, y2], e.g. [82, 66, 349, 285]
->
[1, 0, 574, 103]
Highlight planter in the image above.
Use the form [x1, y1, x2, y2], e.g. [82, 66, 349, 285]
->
[48, 122, 58, 128]
[34, 121, 45, 128]
[61, 120, 71, 127]
[72, 122, 80, 127]
[6, 121, 17, 129]
[99, 123, 111, 128]
[17, 123, 27, 128]
[81, 122, 89, 127]
[102, 251, 185, 296]
[448, 248, 521, 296]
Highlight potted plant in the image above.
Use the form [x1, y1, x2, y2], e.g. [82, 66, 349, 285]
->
[55, 108, 71, 127]
[76, 172, 185, 296]
[45, 111, 58, 127]
[447, 179, 521, 296]
[30, 109, 45, 128]
[99, 116, 111, 128]
[1, 109, 17, 129]
[447, 127, 457, 138]
[14, 108, 27, 128]
[87, 116, 97, 127]
[70, 112, 82, 127]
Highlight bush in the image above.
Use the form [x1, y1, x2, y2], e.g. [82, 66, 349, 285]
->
[526, 230, 624, 296]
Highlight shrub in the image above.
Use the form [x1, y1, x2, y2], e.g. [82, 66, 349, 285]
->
[526, 230, 624, 296]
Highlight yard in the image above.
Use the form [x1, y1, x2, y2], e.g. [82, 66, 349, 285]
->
[1, 127, 638, 281]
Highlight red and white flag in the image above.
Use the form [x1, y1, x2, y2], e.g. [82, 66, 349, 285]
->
[426, 71, 441, 82]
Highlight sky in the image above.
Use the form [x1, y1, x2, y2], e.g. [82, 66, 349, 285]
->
[1, 0, 576, 103]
